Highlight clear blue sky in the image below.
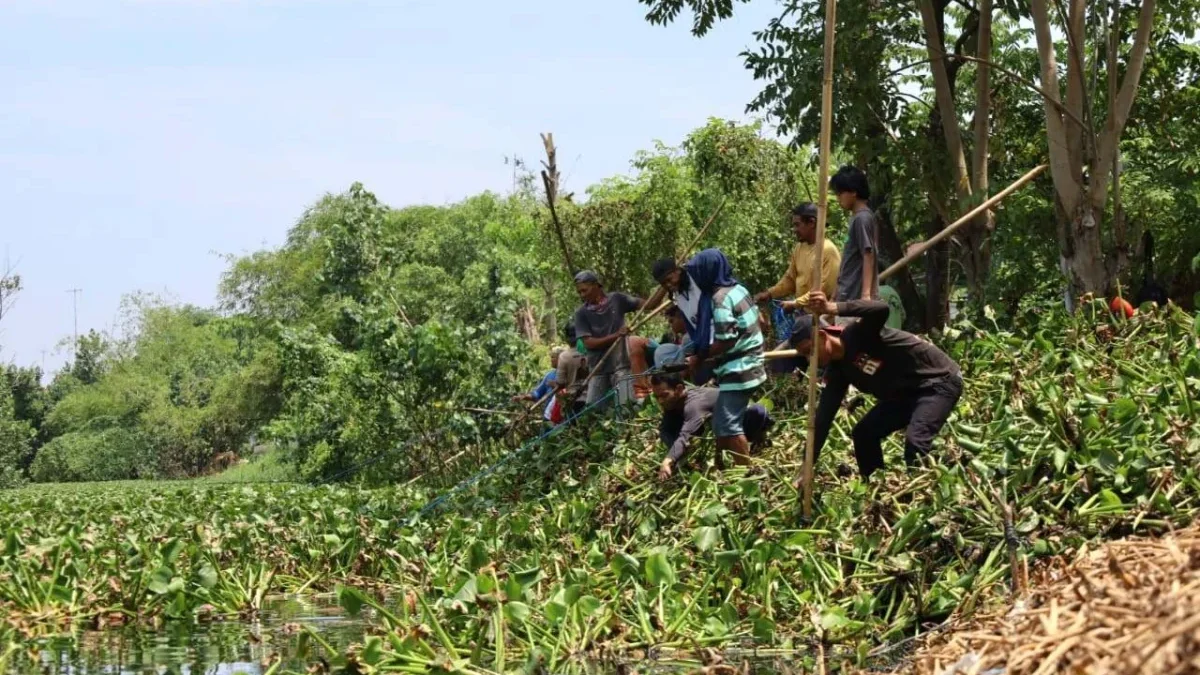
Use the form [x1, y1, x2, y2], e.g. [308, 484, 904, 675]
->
[0, 0, 781, 374]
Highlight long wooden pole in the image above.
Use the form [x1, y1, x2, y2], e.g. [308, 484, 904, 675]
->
[879, 164, 1047, 281]
[802, 0, 839, 521]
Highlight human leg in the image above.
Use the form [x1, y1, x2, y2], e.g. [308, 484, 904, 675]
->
[850, 398, 914, 478]
[612, 368, 634, 406]
[714, 388, 755, 466]
[742, 404, 774, 449]
[586, 372, 613, 409]
[903, 375, 963, 465]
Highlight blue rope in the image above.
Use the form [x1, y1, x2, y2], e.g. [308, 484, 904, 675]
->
[409, 366, 663, 523]
[771, 300, 796, 342]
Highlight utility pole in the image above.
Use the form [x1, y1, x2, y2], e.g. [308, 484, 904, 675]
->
[66, 288, 82, 362]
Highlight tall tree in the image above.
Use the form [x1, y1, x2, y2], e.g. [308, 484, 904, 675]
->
[1030, 0, 1157, 300]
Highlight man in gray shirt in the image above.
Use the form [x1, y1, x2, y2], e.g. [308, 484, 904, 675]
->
[652, 373, 772, 479]
[572, 270, 645, 408]
[830, 165, 880, 307]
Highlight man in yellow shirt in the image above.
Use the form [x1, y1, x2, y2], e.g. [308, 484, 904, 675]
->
[754, 203, 841, 308]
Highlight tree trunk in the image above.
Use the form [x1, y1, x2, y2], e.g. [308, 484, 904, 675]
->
[875, 200, 927, 330]
[865, 152, 926, 330]
[925, 212, 952, 328]
[544, 284, 558, 343]
[1031, 0, 1157, 300]
[962, 0, 993, 302]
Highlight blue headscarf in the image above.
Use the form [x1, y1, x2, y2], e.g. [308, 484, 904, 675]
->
[680, 248, 738, 357]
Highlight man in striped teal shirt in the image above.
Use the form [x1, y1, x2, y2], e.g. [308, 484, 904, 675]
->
[652, 249, 766, 466]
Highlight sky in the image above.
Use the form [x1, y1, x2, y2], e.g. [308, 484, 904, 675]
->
[0, 0, 782, 375]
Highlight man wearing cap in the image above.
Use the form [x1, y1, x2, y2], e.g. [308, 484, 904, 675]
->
[790, 291, 962, 480]
[572, 270, 653, 409]
[753, 202, 842, 308]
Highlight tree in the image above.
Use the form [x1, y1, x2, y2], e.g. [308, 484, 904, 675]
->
[1031, 0, 1158, 300]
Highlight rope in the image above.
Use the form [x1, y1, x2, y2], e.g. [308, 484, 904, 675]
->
[770, 300, 796, 343]
[408, 365, 668, 523]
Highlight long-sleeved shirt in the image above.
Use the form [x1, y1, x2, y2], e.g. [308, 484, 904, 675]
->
[766, 240, 842, 300]
[659, 387, 719, 463]
[813, 300, 960, 460]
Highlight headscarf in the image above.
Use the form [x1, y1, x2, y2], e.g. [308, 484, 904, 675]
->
[681, 248, 738, 358]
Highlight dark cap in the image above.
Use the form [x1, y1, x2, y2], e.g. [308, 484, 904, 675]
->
[791, 202, 819, 220]
[650, 258, 678, 284]
[573, 270, 600, 285]
[789, 314, 834, 345]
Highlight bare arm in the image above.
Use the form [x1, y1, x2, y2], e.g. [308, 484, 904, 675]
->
[861, 249, 877, 300]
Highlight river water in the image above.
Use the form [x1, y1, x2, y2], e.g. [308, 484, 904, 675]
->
[7, 596, 850, 674]
[8, 596, 367, 675]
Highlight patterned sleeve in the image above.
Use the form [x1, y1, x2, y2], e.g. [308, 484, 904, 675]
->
[712, 294, 738, 341]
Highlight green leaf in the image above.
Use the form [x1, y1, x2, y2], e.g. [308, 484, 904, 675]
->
[338, 585, 366, 616]
[160, 538, 183, 565]
[1112, 398, 1138, 421]
[148, 566, 173, 595]
[644, 549, 676, 586]
[361, 636, 383, 666]
[693, 526, 721, 552]
[504, 601, 532, 624]
[576, 595, 602, 617]
[322, 533, 342, 547]
[195, 563, 218, 590]
[513, 566, 544, 590]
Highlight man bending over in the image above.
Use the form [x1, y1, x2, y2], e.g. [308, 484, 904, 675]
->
[651, 373, 773, 480]
[791, 291, 962, 479]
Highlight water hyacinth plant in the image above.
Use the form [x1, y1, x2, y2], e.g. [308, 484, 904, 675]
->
[1, 303, 1197, 673]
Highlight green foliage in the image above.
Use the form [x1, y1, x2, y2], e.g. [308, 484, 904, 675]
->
[0, 386, 32, 489]
[29, 428, 153, 483]
[2, 306, 1196, 671]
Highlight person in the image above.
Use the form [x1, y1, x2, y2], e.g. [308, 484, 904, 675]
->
[652, 374, 773, 479]
[753, 202, 842, 307]
[554, 324, 589, 421]
[651, 249, 767, 466]
[879, 282, 906, 330]
[572, 270, 649, 409]
[627, 334, 659, 403]
[654, 305, 714, 384]
[513, 349, 561, 424]
[829, 166, 880, 313]
[791, 291, 962, 480]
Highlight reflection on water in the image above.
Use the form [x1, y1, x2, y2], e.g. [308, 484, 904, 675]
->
[8, 595, 368, 675]
[6, 596, 858, 674]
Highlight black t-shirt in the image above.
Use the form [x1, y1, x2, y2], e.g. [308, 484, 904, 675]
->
[813, 299, 960, 457]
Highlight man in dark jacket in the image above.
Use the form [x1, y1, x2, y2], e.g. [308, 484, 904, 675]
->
[790, 291, 963, 478]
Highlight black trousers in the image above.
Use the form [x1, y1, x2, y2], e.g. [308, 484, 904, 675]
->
[850, 374, 963, 478]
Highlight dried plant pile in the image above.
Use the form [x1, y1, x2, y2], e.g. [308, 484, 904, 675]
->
[891, 523, 1200, 674]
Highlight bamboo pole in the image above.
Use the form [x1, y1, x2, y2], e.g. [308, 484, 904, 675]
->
[801, 0, 839, 521]
[879, 164, 1048, 281]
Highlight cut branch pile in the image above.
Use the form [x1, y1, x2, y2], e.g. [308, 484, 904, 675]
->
[890, 524, 1200, 674]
